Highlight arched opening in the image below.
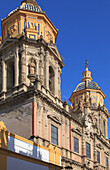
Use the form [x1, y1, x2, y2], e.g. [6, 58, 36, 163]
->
[49, 66, 55, 95]
[7, 60, 15, 90]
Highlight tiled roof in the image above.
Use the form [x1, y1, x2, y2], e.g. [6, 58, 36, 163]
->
[75, 81, 100, 92]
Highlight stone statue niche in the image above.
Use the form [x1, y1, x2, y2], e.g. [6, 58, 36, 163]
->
[28, 58, 36, 83]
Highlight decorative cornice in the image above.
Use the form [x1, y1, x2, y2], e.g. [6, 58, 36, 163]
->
[71, 127, 82, 136]
[62, 156, 82, 167]
[47, 115, 61, 125]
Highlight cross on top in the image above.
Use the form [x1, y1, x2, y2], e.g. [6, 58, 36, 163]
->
[85, 59, 88, 68]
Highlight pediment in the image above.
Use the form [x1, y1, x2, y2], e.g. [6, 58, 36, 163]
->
[49, 45, 63, 61]
[0, 37, 17, 50]
[96, 143, 104, 150]
[71, 127, 82, 136]
[47, 114, 61, 124]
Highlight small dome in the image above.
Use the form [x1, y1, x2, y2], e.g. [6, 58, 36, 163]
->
[74, 81, 100, 92]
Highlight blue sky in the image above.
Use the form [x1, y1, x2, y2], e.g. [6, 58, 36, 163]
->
[0, 0, 110, 137]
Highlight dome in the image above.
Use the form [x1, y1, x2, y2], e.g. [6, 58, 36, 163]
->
[74, 81, 100, 92]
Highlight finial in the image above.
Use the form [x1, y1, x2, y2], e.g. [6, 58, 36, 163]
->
[85, 59, 88, 68]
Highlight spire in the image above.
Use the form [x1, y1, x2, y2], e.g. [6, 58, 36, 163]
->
[82, 60, 92, 82]
[85, 59, 88, 69]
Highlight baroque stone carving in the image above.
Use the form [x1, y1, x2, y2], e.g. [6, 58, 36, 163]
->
[27, 51, 38, 56]
[96, 143, 104, 150]
[29, 58, 36, 75]
[28, 58, 36, 83]
[47, 114, 61, 125]
[72, 127, 82, 136]
[104, 151, 109, 156]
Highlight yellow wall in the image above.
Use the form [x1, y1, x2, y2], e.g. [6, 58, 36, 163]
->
[2, 6, 58, 44]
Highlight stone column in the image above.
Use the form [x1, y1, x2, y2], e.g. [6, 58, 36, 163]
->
[2, 60, 7, 92]
[58, 67, 61, 99]
[14, 48, 19, 87]
[55, 61, 58, 97]
[94, 136, 97, 162]
[39, 47, 44, 84]
[105, 119, 108, 139]
[45, 51, 49, 90]
[82, 128, 86, 156]
[20, 51, 26, 84]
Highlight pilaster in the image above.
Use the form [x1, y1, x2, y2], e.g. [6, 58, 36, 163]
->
[2, 60, 7, 92]
[55, 60, 58, 97]
[39, 47, 44, 84]
[45, 51, 49, 90]
[14, 47, 19, 87]
[20, 51, 26, 84]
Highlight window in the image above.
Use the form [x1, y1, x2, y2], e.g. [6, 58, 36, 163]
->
[7, 61, 15, 90]
[29, 34, 36, 40]
[106, 157, 109, 169]
[28, 22, 30, 28]
[86, 143, 91, 158]
[74, 137, 79, 153]
[51, 125, 58, 145]
[97, 151, 100, 163]
[34, 23, 37, 30]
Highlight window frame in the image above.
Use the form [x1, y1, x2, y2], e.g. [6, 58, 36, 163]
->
[106, 157, 109, 169]
[51, 124, 58, 145]
[97, 151, 100, 163]
[86, 142, 91, 158]
[74, 137, 79, 153]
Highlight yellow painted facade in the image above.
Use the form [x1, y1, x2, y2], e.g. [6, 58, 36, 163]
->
[2, 1, 58, 44]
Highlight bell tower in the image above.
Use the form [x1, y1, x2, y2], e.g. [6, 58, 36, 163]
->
[0, 0, 64, 100]
[0, 0, 64, 139]
[69, 61, 109, 139]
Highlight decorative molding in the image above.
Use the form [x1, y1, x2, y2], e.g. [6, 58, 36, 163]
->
[71, 127, 82, 136]
[96, 143, 104, 150]
[104, 151, 109, 156]
[47, 114, 61, 125]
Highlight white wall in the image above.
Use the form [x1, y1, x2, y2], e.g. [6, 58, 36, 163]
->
[8, 136, 49, 163]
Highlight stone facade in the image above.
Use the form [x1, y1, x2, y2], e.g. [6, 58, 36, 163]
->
[0, 1, 110, 170]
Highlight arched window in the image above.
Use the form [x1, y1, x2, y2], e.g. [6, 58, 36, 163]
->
[7, 60, 15, 90]
[49, 66, 55, 94]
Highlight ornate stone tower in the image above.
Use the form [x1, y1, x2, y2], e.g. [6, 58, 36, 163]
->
[69, 61, 109, 139]
[0, 0, 64, 139]
[69, 61, 109, 169]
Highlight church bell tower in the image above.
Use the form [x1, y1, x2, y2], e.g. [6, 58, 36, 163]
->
[0, 0, 64, 139]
